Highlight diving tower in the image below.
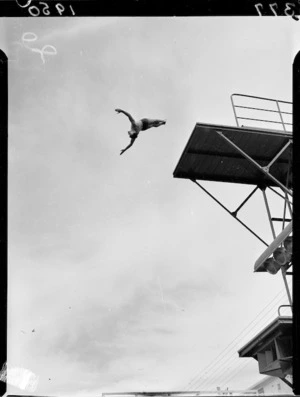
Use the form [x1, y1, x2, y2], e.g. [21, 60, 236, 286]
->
[173, 94, 293, 390]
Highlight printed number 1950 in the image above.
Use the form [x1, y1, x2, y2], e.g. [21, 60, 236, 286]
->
[15, 0, 75, 16]
[255, 2, 299, 20]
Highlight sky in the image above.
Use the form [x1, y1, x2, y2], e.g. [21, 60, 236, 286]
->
[0, 16, 298, 396]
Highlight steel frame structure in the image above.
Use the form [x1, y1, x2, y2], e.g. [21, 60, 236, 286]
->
[190, 131, 292, 241]
[190, 123, 293, 303]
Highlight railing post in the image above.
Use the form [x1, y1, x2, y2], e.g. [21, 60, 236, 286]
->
[231, 94, 239, 127]
[276, 100, 286, 132]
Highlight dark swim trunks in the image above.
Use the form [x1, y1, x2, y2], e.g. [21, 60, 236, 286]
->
[141, 118, 149, 131]
[129, 131, 138, 139]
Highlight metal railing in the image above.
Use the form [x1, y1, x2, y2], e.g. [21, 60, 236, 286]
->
[278, 304, 293, 317]
[231, 94, 292, 132]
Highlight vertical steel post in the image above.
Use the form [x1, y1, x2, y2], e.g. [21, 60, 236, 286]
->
[282, 194, 287, 231]
[281, 267, 293, 308]
[276, 100, 286, 132]
[262, 189, 276, 239]
[230, 95, 240, 127]
[283, 192, 293, 218]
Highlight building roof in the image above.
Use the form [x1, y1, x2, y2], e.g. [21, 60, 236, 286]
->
[173, 123, 292, 187]
[249, 375, 293, 391]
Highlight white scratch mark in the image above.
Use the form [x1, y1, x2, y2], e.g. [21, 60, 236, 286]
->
[157, 276, 166, 313]
[0, 363, 39, 392]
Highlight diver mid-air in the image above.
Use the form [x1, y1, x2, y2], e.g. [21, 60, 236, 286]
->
[115, 108, 166, 155]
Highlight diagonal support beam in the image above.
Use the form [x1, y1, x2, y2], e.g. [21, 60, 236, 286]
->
[268, 186, 293, 206]
[280, 377, 293, 389]
[191, 179, 268, 246]
[215, 130, 293, 197]
[231, 186, 259, 217]
[254, 221, 292, 271]
[264, 140, 292, 171]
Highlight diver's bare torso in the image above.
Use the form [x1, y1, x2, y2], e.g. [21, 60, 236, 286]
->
[129, 120, 143, 138]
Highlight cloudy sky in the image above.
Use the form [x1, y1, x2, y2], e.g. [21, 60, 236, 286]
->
[0, 16, 298, 396]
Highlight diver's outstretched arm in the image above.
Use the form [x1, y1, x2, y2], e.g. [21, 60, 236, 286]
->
[115, 109, 135, 124]
[120, 137, 136, 155]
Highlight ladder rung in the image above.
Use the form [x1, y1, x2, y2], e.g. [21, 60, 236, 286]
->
[271, 218, 292, 222]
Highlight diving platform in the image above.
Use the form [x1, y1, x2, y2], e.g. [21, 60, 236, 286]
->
[173, 123, 292, 190]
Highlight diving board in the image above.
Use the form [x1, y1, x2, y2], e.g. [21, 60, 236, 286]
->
[173, 123, 292, 189]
